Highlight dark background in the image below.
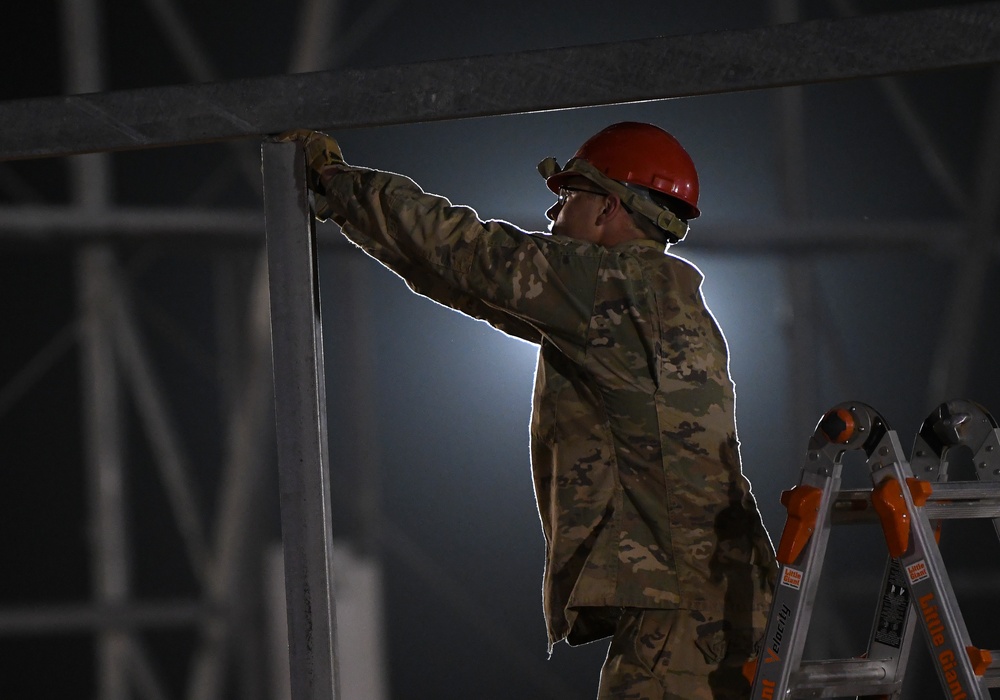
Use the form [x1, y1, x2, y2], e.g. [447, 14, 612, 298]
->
[2, 0, 999, 698]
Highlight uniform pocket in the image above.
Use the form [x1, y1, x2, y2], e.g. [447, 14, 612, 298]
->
[631, 610, 676, 677]
[694, 624, 729, 664]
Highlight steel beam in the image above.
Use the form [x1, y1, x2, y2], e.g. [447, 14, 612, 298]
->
[290, 0, 340, 73]
[0, 204, 981, 254]
[78, 246, 131, 700]
[262, 140, 340, 700]
[3, 3, 1000, 161]
[140, 0, 217, 84]
[0, 602, 217, 634]
[0, 205, 261, 239]
[772, 0, 823, 445]
[63, 0, 134, 696]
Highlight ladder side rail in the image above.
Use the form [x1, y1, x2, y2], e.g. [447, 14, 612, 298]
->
[750, 446, 844, 699]
[879, 444, 991, 700]
[960, 414, 1000, 686]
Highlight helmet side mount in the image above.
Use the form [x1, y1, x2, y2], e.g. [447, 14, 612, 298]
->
[537, 156, 690, 244]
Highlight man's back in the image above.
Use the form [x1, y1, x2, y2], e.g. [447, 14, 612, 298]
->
[524, 238, 772, 648]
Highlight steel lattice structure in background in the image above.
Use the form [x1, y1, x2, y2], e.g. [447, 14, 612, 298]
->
[0, 1, 999, 699]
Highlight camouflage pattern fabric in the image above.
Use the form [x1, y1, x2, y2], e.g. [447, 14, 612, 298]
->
[598, 607, 770, 700]
[321, 166, 777, 652]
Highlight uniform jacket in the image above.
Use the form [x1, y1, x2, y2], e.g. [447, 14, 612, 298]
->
[323, 167, 776, 648]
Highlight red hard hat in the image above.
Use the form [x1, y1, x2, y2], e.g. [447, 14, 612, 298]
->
[545, 122, 700, 220]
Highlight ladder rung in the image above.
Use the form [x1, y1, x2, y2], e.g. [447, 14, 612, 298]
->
[985, 651, 1000, 687]
[837, 482, 1000, 502]
[931, 482, 1000, 499]
[927, 500, 1000, 519]
[832, 487, 1000, 524]
[788, 658, 900, 698]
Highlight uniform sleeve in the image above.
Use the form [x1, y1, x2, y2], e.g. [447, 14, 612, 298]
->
[324, 167, 602, 357]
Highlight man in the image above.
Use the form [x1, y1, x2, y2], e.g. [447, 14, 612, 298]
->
[280, 122, 776, 699]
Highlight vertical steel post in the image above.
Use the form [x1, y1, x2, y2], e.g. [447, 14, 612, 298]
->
[62, 0, 133, 694]
[77, 249, 131, 700]
[261, 140, 340, 700]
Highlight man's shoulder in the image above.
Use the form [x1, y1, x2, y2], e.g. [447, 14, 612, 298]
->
[489, 224, 607, 258]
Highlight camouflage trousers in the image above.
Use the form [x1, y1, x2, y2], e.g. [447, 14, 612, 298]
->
[597, 608, 767, 700]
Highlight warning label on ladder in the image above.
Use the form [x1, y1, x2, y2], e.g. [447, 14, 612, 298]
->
[873, 559, 909, 649]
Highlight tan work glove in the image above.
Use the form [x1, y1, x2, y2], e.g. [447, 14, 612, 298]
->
[274, 129, 347, 221]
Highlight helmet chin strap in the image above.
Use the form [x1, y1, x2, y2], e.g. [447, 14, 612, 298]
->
[537, 157, 690, 244]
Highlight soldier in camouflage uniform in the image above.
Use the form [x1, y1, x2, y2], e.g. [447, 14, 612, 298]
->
[280, 122, 777, 699]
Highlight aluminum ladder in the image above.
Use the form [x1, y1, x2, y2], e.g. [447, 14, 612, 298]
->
[749, 400, 1000, 699]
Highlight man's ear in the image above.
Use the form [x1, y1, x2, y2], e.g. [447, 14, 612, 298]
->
[596, 194, 624, 224]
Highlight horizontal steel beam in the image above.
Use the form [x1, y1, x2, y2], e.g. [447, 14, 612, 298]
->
[0, 206, 261, 240]
[687, 219, 970, 254]
[2, 3, 1000, 161]
[0, 205, 979, 254]
[0, 602, 218, 634]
